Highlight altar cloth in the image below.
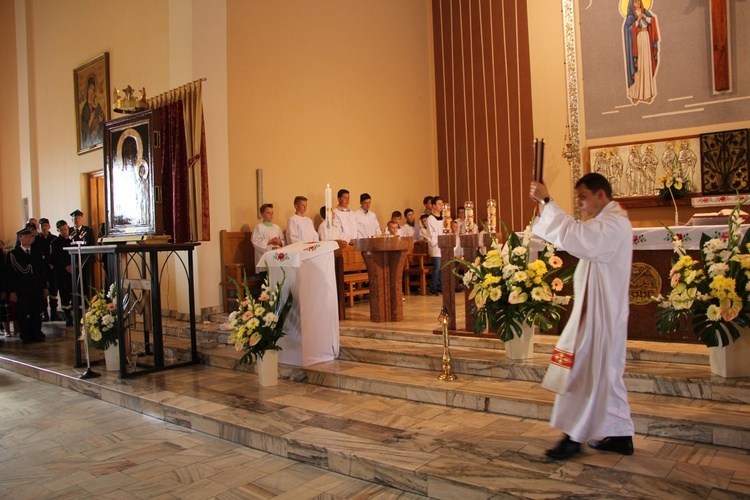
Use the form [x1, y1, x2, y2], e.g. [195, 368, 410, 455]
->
[260, 241, 340, 366]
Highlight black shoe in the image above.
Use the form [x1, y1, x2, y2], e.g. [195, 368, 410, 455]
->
[545, 435, 581, 460]
[66, 318, 74, 327]
[587, 436, 634, 456]
[41, 312, 50, 322]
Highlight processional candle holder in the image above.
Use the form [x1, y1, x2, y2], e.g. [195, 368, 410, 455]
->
[442, 203, 452, 234]
[464, 201, 474, 233]
[486, 199, 497, 234]
[437, 306, 457, 381]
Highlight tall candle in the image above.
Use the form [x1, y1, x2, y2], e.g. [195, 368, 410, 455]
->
[325, 184, 332, 240]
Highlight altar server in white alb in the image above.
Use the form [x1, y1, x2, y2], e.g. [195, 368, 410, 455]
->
[251, 203, 285, 273]
[286, 196, 319, 244]
[332, 189, 358, 245]
[529, 172, 634, 461]
[355, 192, 382, 238]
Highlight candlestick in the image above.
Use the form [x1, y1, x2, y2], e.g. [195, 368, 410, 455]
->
[437, 306, 457, 381]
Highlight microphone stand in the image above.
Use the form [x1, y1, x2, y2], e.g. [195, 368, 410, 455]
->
[75, 241, 100, 379]
[668, 186, 680, 227]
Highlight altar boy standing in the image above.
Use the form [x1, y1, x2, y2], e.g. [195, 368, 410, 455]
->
[286, 196, 319, 244]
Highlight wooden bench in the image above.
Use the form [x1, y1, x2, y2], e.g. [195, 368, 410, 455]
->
[403, 240, 432, 295]
[219, 230, 266, 313]
[342, 246, 369, 307]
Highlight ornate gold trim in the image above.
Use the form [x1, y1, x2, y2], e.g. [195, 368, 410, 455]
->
[562, 0, 582, 218]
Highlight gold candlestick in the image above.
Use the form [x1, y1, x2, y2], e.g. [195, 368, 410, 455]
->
[438, 306, 457, 381]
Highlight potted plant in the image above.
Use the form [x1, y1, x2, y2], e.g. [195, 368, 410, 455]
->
[456, 221, 573, 359]
[82, 283, 133, 371]
[227, 272, 293, 386]
[654, 200, 750, 377]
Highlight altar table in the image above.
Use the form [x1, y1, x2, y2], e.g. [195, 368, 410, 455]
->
[443, 224, 747, 342]
[260, 241, 340, 366]
[558, 224, 748, 342]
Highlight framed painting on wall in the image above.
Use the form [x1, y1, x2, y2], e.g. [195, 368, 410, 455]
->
[73, 52, 110, 155]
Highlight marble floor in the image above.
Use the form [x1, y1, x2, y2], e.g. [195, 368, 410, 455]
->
[0, 367, 428, 499]
[1, 296, 749, 498]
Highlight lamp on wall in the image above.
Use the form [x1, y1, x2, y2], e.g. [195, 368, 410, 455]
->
[561, 123, 578, 163]
[113, 85, 148, 113]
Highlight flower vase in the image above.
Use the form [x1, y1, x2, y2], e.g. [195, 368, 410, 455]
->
[257, 350, 279, 386]
[708, 328, 750, 378]
[103, 343, 120, 372]
[505, 323, 535, 360]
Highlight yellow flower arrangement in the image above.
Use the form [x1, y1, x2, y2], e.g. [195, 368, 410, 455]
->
[657, 157, 688, 200]
[81, 283, 133, 350]
[654, 199, 750, 347]
[227, 271, 293, 364]
[454, 221, 573, 342]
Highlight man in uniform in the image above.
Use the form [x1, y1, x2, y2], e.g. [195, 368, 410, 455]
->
[6, 228, 49, 344]
[38, 218, 59, 321]
[69, 209, 95, 297]
[51, 220, 74, 326]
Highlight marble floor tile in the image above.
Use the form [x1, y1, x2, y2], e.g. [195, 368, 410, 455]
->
[613, 454, 678, 478]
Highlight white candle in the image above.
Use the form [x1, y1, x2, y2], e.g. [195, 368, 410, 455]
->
[325, 184, 332, 240]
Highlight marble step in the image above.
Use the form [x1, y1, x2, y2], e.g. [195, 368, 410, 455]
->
[49, 318, 747, 405]
[278, 359, 750, 451]
[336, 336, 750, 404]
[181, 341, 750, 451]
[196, 315, 713, 367]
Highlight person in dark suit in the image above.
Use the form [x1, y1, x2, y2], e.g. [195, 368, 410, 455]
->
[69, 209, 95, 296]
[6, 228, 49, 344]
[38, 218, 58, 321]
[51, 220, 74, 326]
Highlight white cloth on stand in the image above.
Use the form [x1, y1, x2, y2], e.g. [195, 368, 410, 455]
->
[261, 241, 340, 367]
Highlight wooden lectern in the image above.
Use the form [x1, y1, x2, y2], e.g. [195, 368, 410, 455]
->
[355, 236, 413, 322]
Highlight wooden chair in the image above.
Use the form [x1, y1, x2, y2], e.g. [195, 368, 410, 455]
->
[403, 240, 432, 296]
[341, 246, 370, 307]
[219, 230, 265, 313]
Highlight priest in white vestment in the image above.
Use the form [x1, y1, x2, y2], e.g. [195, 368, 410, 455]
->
[530, 172, 635, 460]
